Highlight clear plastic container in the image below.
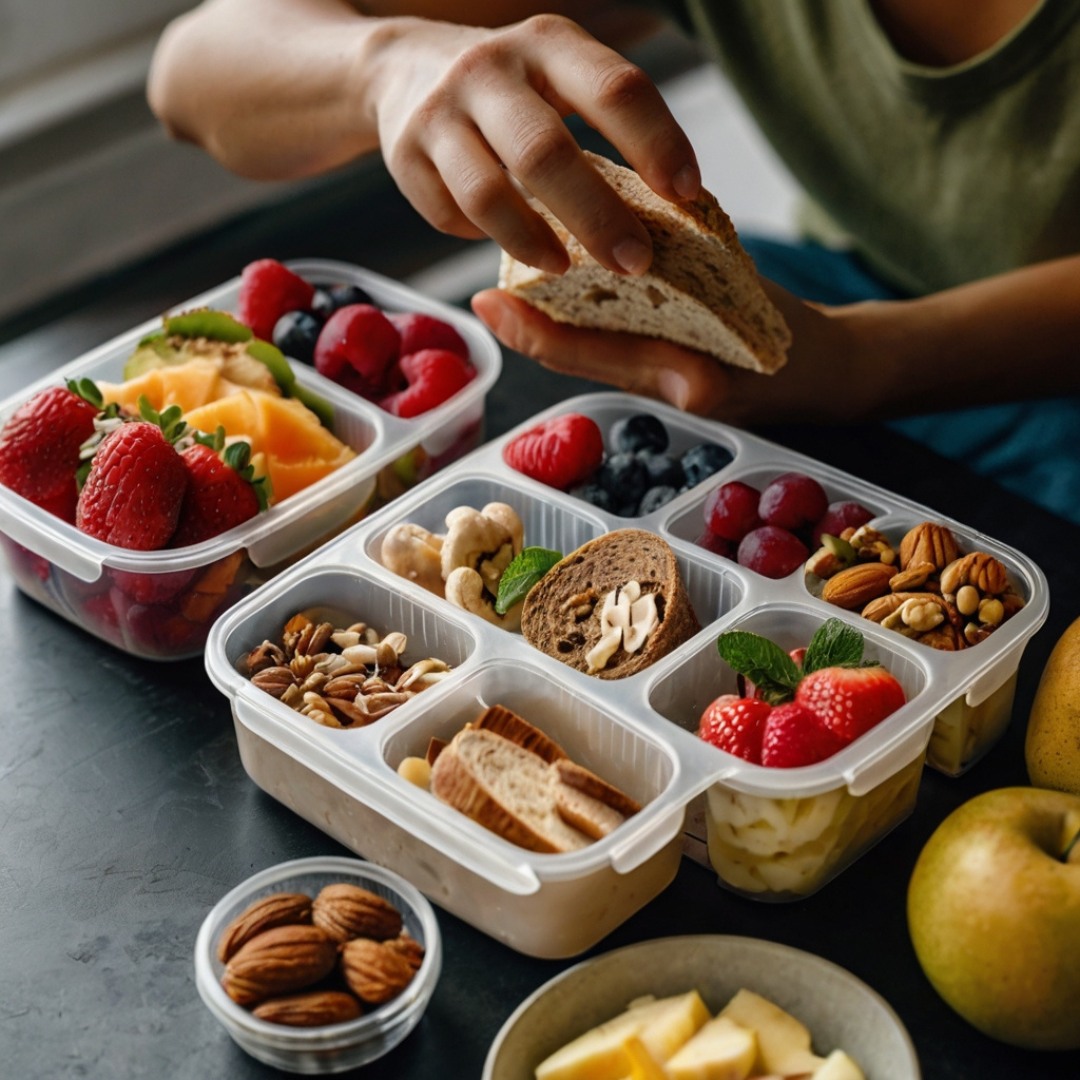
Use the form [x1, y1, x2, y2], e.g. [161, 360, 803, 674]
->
[194, 856, 441, 1074]
[205, 392, 1048, 934]
[0, 259, 500, 660]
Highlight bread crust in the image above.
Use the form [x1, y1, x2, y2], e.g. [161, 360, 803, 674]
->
[520, 529, 700, 679]
[498, 152, 791, 373]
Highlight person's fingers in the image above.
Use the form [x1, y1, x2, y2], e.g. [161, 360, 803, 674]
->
[470, 289, 734, 415]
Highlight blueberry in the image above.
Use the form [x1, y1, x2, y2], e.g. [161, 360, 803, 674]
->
[272, 310, 323, 365]
[597, 452, 649, 513]
[610, 413, 669, 455]
[638, 485, 679, 515]
[680, 442, 733, 488]
[638, 450, 684, 490]
[312, 282, 375, 318]
[569, 480, 616, 512]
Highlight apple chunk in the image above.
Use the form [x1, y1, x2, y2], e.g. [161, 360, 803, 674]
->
[718, 989, 824, 1076]
[663, 1014, 757, 1080]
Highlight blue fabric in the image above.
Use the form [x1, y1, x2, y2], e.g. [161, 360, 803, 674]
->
[741, 237, 1080, 524]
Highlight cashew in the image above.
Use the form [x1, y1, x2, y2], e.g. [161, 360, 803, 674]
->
[441, 504, 523, 593]
[380, 523, 444, 594]
[444, 566, 523, 630]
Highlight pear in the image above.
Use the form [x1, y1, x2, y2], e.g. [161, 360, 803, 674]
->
[1025, 614, 1080, 794]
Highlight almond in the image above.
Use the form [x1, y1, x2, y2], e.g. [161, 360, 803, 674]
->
[312, 883, 404, 943]
[820, 561, 895, 610]
[252, 990, 363, 1027]
[341, 938, 416, 1005]
[385, 933, 426, 973]
[222, 925, 338, 1007]
[216, 892, 313, 963]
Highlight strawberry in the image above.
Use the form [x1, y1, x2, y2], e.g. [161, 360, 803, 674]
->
[503, 413, 605, 491]
[76, 420, 189, 549]
[170, 433, 270, 548]
[380, 348, 476, 418]
[236, 258, 316, 342]
[760, 701, 847, 767]
[795, 665, 906, 742]
[389, 312, 469, 359]
[697, 694, 772, 763]
[0, 380, 103, 521]
[314, 303, 401, 394]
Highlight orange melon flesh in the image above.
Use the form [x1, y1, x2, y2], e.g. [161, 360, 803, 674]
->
[183, 390, 355, 504]
[99, 358, 240, 415]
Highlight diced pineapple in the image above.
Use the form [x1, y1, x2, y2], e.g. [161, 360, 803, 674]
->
[718, 990, 824, 1076]
[662, 1015, 757, 1080]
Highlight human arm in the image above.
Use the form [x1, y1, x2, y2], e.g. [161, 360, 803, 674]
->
[147, 0, 700, 275]
[470, 252, 1080, 424]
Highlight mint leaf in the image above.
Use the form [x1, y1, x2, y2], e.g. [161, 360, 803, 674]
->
[716, 630, 802, 704]
[496, 547, 562, 615]
[802, 617, 865, 673]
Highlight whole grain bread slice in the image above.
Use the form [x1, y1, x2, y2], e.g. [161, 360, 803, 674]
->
[498, 152, 791, 373]
[520, 529, 700, 680]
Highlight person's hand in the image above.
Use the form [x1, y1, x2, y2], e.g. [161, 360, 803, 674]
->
[368, 14, 700, 276]
[470, 280, 888, 426]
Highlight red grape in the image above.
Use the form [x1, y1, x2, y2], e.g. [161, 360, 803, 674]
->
[705, 480, 762, 542]
[737, 525, 809, 578]
[758, 472, 828, 532]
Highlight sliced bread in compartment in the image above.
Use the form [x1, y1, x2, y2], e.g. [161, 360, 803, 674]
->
[427, 705, 640, 853]
[497, 151, 791, 374]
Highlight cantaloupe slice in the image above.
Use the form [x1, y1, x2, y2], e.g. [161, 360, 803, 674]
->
[183, 390, 355, 504]
[99, 357, 229, 415]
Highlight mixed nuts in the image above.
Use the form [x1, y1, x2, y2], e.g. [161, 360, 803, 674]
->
[218, 883, 424, 1026]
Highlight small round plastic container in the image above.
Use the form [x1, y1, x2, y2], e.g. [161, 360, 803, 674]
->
[194, 856, 441, 1074]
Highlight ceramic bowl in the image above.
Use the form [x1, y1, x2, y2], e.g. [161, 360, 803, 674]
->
[483, 934, 919, 1080]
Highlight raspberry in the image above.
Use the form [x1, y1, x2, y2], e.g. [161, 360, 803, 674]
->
[380, 348, 476, 418]
[389, 312, 469, 359]
[503, 413, 604, 491]
[236, 259, 316, 341]
[314, 304, 401, 394]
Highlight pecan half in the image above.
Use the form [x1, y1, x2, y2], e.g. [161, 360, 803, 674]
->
[312, 883, 404, 943]
[940, 552, 1009, 597]
[217, 892, 313, 963]
[222, 925, 338, 1006]
[898, 523, 960, 571]
[252, 990, 363, 1027]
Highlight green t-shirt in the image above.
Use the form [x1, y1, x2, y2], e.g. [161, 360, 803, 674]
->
[660, 0, 1080, 295]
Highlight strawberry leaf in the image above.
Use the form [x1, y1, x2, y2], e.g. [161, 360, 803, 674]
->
[66, 377, 103, 409]
[716, 630, 802, 704]
[802, 617, 866, 673]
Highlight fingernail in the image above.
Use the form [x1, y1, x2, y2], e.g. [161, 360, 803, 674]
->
[613, 236, 652, 276]
[673, 163, 700, 199]
[657, 368, 690, 410]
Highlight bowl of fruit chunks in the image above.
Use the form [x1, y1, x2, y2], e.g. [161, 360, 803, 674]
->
[502, 408, 734, 518]
[195, 856, 441, 1074]
[0, 260, 500, 659]
[678, 614, 930, 899]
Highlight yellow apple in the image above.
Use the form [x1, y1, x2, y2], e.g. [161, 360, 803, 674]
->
[1025, 615, 1080, 794]
[907, 786, 1080, 1050]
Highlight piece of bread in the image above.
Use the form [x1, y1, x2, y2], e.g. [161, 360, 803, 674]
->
[497, 151, 791, 374]
[520, 529, 700, 679]
[428, 705, 640, 853]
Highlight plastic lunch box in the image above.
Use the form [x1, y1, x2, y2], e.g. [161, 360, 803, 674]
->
[205, 392, 1047, 953]
[0, 259, 500, 661]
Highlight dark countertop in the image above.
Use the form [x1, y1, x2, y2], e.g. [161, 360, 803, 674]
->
[2, 175, 1079, 1079]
